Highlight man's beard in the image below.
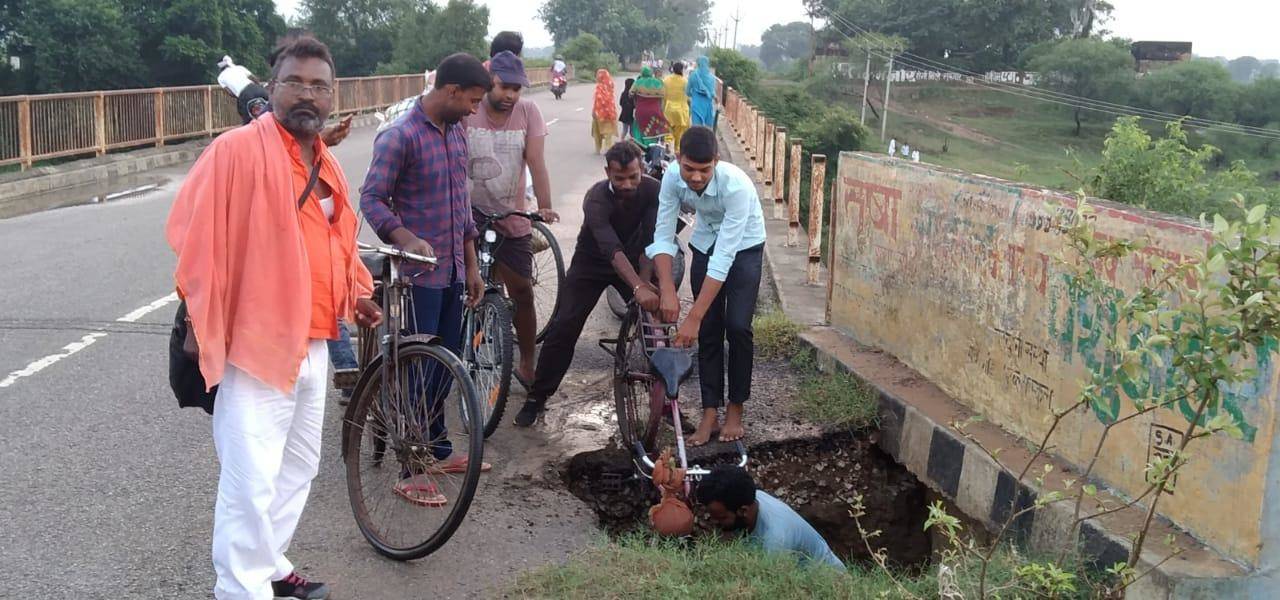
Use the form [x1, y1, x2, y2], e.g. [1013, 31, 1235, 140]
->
[280, 103, 324, 136]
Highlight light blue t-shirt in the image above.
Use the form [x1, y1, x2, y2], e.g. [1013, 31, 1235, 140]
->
[646, 162, 767, 281]
[751, 490, 845, 569]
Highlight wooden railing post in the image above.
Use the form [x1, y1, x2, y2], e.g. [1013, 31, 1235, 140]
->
[826, 173, 839, 323]
[807, 155, 827, 284]
[762, 121, 775, 197]
[788, 139, 803, 246]
[204, 86, 213, 136]
[755, 112, 766, 178]
[18, 97, 32, 170]
[773, 127, 787, 219]
[94, 92, 106, 156]
[154, 89, 165, 147]
[745, 104, 757, 173]
[332, 79, 341, 114]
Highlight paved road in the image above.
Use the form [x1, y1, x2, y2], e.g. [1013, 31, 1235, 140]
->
[0, 82, 641, 598]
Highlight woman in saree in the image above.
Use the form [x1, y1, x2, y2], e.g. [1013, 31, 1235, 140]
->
[686, 56, 717, 127]
[630, 66, 669, 146]
[590, 69, 619, 153]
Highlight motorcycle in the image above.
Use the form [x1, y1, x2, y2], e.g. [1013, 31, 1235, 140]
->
[551, 74, 567, 100]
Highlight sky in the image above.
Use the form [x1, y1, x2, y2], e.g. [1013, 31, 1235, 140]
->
[273, 0, 1279, 60]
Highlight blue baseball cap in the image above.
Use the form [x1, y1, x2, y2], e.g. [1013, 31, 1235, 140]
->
[489, 51, 530, 87]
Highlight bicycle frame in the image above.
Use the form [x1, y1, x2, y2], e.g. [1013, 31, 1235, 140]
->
[625, 307, 748, 493]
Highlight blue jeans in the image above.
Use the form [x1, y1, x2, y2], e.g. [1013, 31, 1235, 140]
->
[327, 321, 358, 370]
[408, 282, 465, 460]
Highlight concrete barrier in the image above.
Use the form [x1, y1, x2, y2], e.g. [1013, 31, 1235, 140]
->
[828, 151, 1279, 571]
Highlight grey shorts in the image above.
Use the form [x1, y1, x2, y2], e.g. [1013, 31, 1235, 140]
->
[495, 234, 533, 280]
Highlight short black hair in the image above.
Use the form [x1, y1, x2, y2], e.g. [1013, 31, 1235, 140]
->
[490, 31, 524, 57]
[435, 53, 493, 91]
[672, 61, 684, 75]
[679, 126, 717, 163]
[270, 35, 335, 81]
[605, 140, 643, 170]
[695, 465, 757, 511]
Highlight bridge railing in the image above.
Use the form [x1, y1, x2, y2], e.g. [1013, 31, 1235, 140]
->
[721, 83, 831, 287]
[0, 73, 423, 170]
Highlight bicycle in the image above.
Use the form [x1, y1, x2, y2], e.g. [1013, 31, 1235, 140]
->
[605, 301, 748, 493]
[463, 210, 565, 437]
[342, 242, 485, 562]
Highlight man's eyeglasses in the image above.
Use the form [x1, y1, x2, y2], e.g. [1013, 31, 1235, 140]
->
[272, 80, 334, 99]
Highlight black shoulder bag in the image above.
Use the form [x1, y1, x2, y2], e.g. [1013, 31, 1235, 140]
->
[169, 161, 322, 413]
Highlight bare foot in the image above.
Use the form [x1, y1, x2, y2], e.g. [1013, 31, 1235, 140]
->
[686, 408, 720, 447]
[718, 403, 746, 443]
[514, 364, 535, 390]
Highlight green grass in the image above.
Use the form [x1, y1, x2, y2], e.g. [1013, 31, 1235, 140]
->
[799, 370, 879, 430]
[753, 311, 804, 362]
[510, 534, 937, 599]
[511, 533, 1095, 599]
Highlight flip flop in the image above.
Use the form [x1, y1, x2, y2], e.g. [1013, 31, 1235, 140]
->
[394, 476, 447, 507]
[428, 455, 493, 474]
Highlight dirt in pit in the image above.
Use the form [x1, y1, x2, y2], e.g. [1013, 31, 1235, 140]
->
[563, 430, 932, 569]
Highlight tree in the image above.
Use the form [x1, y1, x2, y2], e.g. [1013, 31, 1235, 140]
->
[1136, 59, 1240, 122]
[1227, 56, 1261, 83]
[558, 32, 619, 77]
[126, 0, 286, 86]
[539, 0, 692, 64]
[817, 0, 1114, 72]
[639, 0, 711, 59]
[299, 0, 397, 77]
[377, 0, 488, 75]
[710, 47, 760, 95]
[760, 22, 813, 71]
[1029, 38, 1134, 135]
[1238, 78, 1280, 128]
[15, 0, 145, 92]
[1260, 62, 1280, 80]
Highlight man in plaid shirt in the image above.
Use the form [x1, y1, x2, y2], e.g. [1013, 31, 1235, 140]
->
[359, 53, 493, 506]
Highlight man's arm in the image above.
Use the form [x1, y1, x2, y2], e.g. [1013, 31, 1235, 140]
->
[673, 178, 754, 346]
[360, 128, 409, 241]
[646, 172, 683, 321]
[524, 108, 556, 221]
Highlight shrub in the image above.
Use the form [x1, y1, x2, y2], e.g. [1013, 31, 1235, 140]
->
[710, 47, 761, 96]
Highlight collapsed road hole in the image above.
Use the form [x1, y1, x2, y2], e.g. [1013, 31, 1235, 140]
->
[563, 430, 932, 568]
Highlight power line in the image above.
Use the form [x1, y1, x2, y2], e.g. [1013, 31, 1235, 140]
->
[820, 10, 1280, 141]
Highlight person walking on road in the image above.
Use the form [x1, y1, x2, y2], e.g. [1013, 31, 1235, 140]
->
[360, 53, 493, 506]
[630, 67, 667, 142]
[619, 77, 636, 140]
[166, 36, 383, 600]
[649, 126, 767, 447]
[590, 69, 619, 153]
[662, 62, 692, 153]
[463, 50, 558, 388]
[686, 56, 717, 128]
[514, 142, 663, 426]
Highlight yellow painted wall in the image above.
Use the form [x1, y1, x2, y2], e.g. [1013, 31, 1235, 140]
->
[829, 152, 1277, 566]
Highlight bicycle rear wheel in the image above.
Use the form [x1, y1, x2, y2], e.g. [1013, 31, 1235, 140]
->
[530, 220, 565, 342]
[462, 294, 513, 438]
[613, 305, 663, 457]
[343, 341, 484, 561]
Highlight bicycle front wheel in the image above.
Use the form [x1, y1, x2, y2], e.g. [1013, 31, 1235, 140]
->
[613, 305, 662, 457]
[530, 220, 565, 342]
[343, 341, 484, 561]
[463, 294, 513, 438]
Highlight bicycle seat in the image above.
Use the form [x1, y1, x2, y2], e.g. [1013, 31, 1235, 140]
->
[361, 254, 387, 278]
[649, 348, 693, 399]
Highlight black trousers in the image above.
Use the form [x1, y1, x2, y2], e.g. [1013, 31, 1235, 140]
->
[690, 243, 763, 409]
[528, 258, 631, 403]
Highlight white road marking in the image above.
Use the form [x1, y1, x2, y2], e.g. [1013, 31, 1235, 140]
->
[0, 333, 108, 389]
[575, 107, 584, 112]
[117, 292, 178, 323]
[546, 118, 560, 127]
[0, 292, 179, 389]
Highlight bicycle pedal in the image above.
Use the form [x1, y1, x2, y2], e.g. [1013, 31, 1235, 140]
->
[600, 471, 625, 493]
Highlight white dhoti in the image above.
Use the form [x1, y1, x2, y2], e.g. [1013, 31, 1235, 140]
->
[211, 340, 328, 600]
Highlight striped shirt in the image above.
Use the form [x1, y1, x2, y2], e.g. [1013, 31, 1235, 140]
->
[360, 98, 478, 287]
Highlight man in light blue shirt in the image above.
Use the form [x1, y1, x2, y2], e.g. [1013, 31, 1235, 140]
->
[697, 465, 845, 569]
[647, 126, 767, 446]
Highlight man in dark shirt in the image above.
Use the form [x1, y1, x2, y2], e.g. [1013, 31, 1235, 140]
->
[514, 141, 662, 426]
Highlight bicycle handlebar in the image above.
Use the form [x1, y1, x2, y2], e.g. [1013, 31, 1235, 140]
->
[475, 210, 545, 225]
[634, 441, 749, 477]
[357, 241, 439, 265]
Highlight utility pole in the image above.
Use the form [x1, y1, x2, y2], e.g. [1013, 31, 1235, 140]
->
[859, 52, 871, 125]
[880, 54, 894, 142]
[731, 5, 741, 51]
